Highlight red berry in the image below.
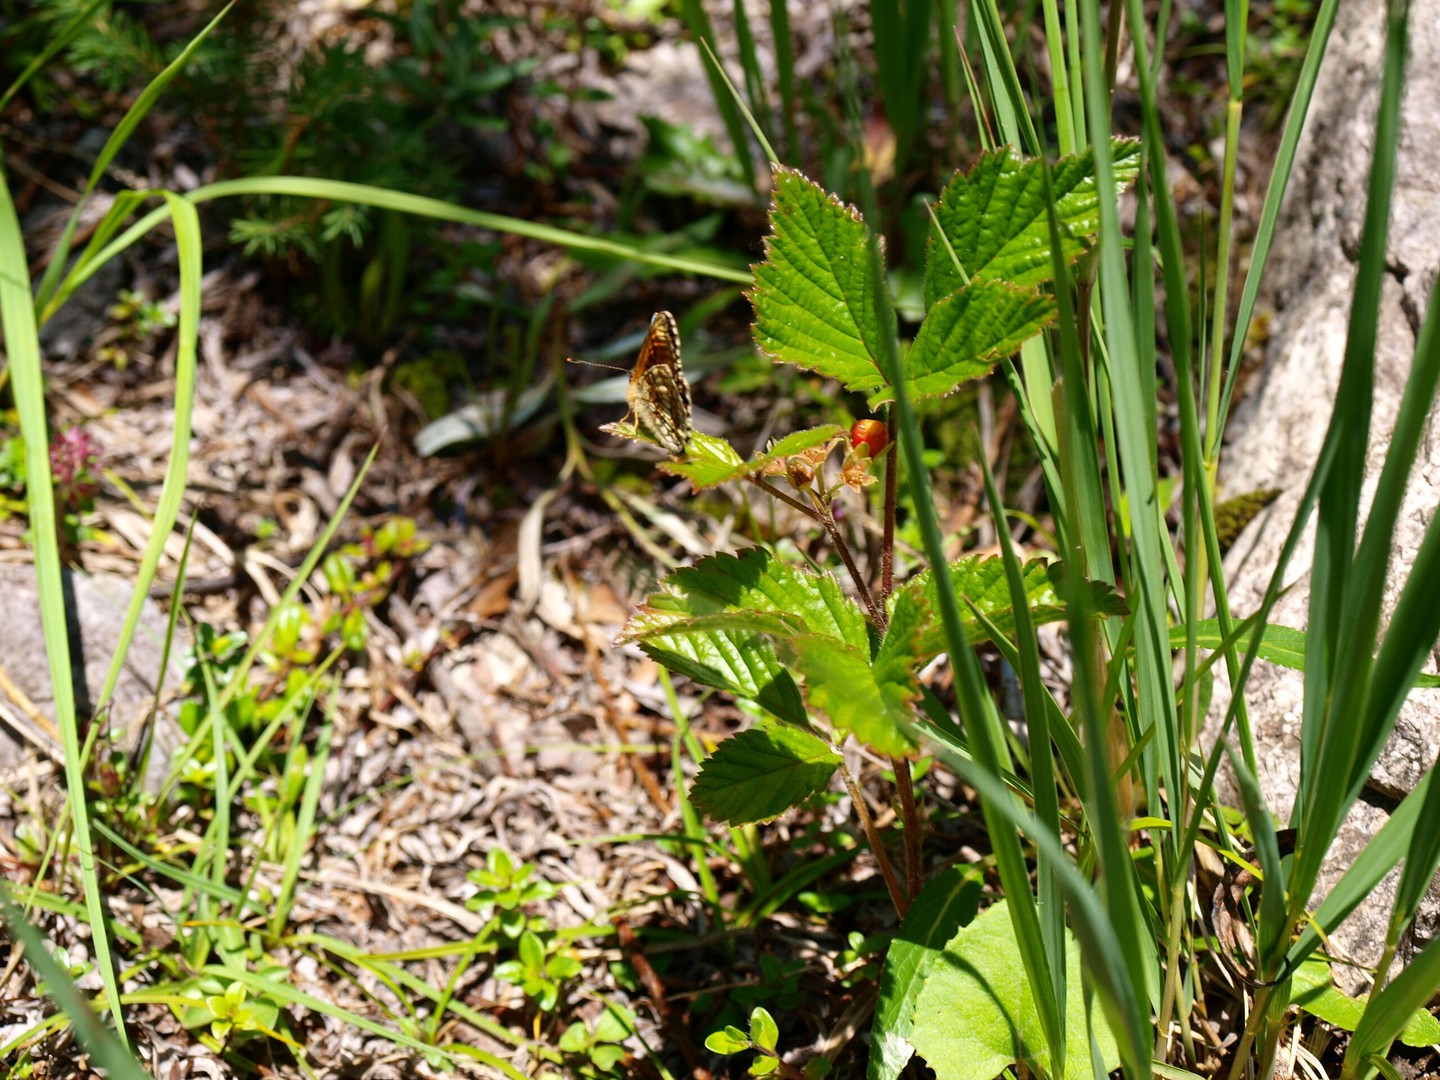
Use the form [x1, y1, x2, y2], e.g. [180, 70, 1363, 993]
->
[850, 419, 888, 457]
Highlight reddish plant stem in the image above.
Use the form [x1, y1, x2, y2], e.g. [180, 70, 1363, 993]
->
[815, 500, 884, 628]
[880, 406, 898, 606]
[614, 918, 712, 1080]
[878, 406, 922, 899]
[756, 445, 922, 907]
[892, 757, 924, 901]
[839, 759, 909, 918]
[750, 475, 822, 521]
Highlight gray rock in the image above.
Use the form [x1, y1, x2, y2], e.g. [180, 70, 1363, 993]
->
[1219, 0, 1440, 987]
[0, 562, 187, 791]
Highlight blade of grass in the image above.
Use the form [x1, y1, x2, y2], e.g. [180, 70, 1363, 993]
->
[659, 667, 719, 907]
[728, 0, 771, 141]
[1287, 767, 1437, 968]
[214, 444, 379, 717]
[1119, 0, 1194, 821]
[766, 0, 798, 158]
[88, 820, 252, 912]
[290, 932, 534, 1052]
[43, 177, 750, 325]
[0, 150, 128, 1047]
[928, 744, 1152, 1075]
[869, 0, 932, 173]
[0, 895, 148, 1078]
[200, 963, 530, 1078]
[1344, 932, 1440, 1078]
[1079, 0, 1168, 1028]
[1039, 0, 1078, 155]
[860, 188, 1067, 1074]
[1291, 0, 1409, 905]
[972, 0, 1042, 156]
[977, 447, 1069, 1042]
[696, 37, 780, 168]
[675, 0, 757, 188]
[33, 1, 235, 311]
[90, 190, 199, 718]
[271, 687, 337, 937]
[0, 0, 108, 113]
[1217, 0, 1341, 441]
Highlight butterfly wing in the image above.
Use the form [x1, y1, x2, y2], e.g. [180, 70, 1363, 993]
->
[627, 311, 693, 457]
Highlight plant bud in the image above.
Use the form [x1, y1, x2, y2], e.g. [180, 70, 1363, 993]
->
[786, 459, 816, 488]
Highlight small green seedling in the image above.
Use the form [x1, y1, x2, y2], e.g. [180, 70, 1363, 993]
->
[558, 1003, 638, 1078]
[705, 1007, 831, 1078]
[466, 847, 559, 940]
[493, 928, 582, 1013]
[177, 974, 284, 1049]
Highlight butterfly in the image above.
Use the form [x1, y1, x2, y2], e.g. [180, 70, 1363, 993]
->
[600, 311, 693, 457]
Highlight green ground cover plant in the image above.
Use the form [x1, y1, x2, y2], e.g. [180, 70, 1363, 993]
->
[2, 0, 1439, 1077]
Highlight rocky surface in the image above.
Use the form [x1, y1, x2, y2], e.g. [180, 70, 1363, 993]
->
[1220, 0, 1440, 988]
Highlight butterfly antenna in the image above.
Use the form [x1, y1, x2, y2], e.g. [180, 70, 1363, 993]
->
[566, 356, 630, 374]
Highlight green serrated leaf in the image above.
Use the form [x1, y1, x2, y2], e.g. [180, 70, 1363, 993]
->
[622, 549, 870, 649]
[891, 556, 1122, 662]
[752, 167, 893, 394]
[868, 866, 983, 1080]
[1291, 958, 1440, 1047]
[706, 1027, 752, 1055]
[876, 585, 927, 681]
[750, 426, 847, 471]
[785, 633, 918, 758]
[618, 549, 869, 725]
[633, 622, 807, 725]
[691, 726, 841, 826]
[910, 900, 1121, 1080]
[657, 430, 746, 485]
[627, 608, 809, 640]
[924, 139, 1142, 307]
[663, 426, 844, 489]
[750, 1007, 780, 1050]
[888, 280, 1055, 404]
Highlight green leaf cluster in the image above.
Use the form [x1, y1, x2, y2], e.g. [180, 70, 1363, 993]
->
[750, 145, 1139, 408]
[622, 549, 1113, 826]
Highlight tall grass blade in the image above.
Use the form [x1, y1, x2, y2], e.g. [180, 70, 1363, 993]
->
[697, 37, 780, 167]
[1344, 215, 1440, 789]
[0, 895, 148, 1077]
[1039, 0, 1077, 155]
[34, 2, 234, 310]
[675, 0, 757, 188]
[865, 206, 1066, 1070]
[0, 0, 108, 113]
[728, 0, 771, 138]
[44, 176, 750, 323]
[271, 690, 336, 937]
[1292, 0, 1410, 902]
[766, 0, 798, 158]
[868, 0, 931, 170]
[1345, 935, 1440, 1077]
[971, 0, 1041, 155]
[933, 750, 1152, 1076]
[1079, 0, 1166, 1019]
[91, 191, 200, 716]
[1219, 0, 1341, 434]
[977, 450, 1068, 1051]
[0, 152, 129, 1046]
